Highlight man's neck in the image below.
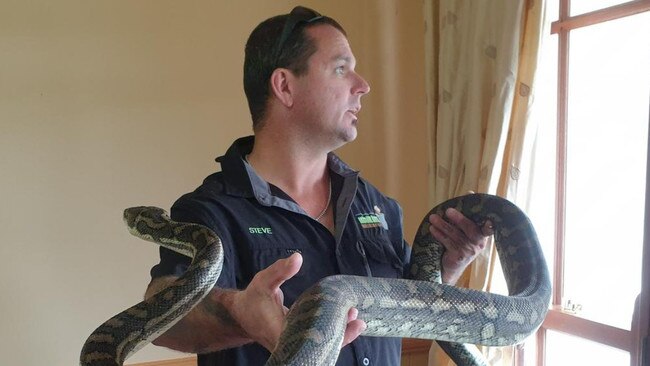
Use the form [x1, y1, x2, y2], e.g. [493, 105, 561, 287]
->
[247, 129, 330, 197]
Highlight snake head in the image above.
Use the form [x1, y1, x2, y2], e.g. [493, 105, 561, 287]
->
[123, 206, 168, 227]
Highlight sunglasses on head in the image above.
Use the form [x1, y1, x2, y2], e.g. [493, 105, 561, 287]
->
[273, 6, 323, 67]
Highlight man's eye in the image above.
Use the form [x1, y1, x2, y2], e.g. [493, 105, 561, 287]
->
[335, 66, 345, 75]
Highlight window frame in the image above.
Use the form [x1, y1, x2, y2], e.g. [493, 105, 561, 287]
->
[532, 1, 650, 365]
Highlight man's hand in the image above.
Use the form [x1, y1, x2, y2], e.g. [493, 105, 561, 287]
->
[342, 307, 366, 347]
[428, 202, 494, 285]
[231, 253, 366, 352]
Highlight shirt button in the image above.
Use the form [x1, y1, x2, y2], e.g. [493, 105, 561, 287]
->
[362, 358, 370, 366]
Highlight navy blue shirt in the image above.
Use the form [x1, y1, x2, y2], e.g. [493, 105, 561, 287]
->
[150, 136, 410, 365]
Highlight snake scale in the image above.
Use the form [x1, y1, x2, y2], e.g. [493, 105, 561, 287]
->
[80, 193, 551, 366]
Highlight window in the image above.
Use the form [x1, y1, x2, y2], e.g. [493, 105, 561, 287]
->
[524, 1, 650, 365]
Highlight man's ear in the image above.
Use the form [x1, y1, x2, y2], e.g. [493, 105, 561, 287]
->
[269, 68, 295, 108]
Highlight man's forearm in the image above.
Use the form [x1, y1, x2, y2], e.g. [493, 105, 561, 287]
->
[145, 277, 252, 354]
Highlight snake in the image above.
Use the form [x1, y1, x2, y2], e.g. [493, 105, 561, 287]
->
[80, 193, 551, 366]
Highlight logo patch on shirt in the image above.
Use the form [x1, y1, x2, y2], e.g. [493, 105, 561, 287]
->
[249, 226, 273, 235]
[356, 205, 389, 230]
[356, 214, 382, 229]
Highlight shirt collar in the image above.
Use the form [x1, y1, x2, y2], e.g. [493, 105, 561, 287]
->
[215, 135, 359, 206]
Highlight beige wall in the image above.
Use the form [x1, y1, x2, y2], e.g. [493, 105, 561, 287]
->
[0, 1, 428, 365]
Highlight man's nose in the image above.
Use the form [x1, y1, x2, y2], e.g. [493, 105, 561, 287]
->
[354, 72, 370, 95]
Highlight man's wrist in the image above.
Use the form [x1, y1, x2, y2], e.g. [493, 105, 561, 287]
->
[202, 290, 240, 330]
[442, 268, 463, 285]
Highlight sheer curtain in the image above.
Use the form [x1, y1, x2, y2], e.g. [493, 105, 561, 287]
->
[423, 0, 547, 364]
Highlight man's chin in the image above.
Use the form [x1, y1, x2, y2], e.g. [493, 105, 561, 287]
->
[344, 127, 358, 143]
[332, 129, 357, 150]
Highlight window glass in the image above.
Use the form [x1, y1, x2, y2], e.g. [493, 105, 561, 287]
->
[570, 0, 632, 16]
[546, 330, 630, 365]
[525, 34, 558, 279]
[547, 0, 560, 21]
[564, 11, 650, 329]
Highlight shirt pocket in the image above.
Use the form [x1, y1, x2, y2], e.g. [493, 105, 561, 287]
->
[251, 247, 306, 279]
[356, 234, 404, 278]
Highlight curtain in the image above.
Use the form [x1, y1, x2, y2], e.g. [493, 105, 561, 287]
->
[424, 0, 547, 364]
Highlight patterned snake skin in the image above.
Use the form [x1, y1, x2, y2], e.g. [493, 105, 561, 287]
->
[80, 193, 551, 366]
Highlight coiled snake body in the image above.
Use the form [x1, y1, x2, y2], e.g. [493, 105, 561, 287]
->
[80, 193, 551, 366]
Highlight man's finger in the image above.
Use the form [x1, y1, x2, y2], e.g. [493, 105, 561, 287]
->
[347, 307, 359, 321]
[445, 208, 488, 242]
[259, 253, 303, 290]
[341, 308, 366, 348]
[482, 220, 494, 236]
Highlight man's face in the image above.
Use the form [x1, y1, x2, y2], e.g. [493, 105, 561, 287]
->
[290, 24, 370, 149]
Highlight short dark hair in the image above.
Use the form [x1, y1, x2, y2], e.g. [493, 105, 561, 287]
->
[243, 7, 346, 130]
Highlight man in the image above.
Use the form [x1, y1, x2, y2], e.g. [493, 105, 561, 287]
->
[146, 6, 490, 365]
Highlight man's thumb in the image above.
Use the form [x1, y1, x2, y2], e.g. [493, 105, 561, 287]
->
[264, 252, 303, 290]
